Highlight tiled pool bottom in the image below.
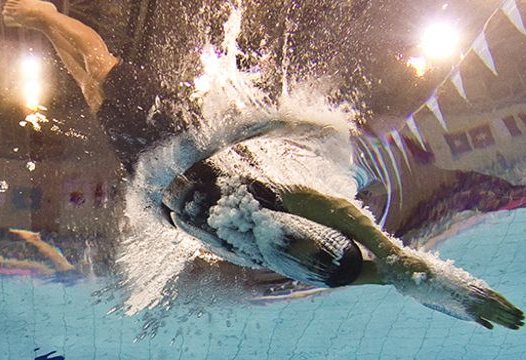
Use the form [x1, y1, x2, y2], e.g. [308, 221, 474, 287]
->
[1, 209, 525, 359]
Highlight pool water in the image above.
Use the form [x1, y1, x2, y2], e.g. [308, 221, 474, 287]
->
[1, 209, 524, 359]
[1, 1, 526, 359]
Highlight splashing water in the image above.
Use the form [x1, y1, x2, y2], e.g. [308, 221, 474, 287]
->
[116, 7, 363, 316]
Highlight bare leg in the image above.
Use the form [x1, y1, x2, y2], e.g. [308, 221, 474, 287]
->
[280, 186, 524, 330]
[2, 0, 119, 112]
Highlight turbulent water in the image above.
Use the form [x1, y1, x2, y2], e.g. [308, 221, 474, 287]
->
[112, 8, 371, 319]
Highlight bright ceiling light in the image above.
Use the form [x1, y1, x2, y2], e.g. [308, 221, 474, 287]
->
[23, 80, 41, 111]
[420, 22, 460, 60]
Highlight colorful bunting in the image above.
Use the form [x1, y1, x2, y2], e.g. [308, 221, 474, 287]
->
[450, 69, 468, 101]
[426, 95, 448, 130]
[502, 115, 523, 137]
[468, 124, 496, 149]
[502, 0, 526, 35]
[444, 132, 472, 157]
[472, 32, 498, 76]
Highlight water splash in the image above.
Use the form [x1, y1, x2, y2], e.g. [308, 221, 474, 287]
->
[116, 7, 362, 316]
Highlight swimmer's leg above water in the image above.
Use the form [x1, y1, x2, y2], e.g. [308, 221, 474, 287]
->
[2, 0, 119, 112]
[3, 0, 175, 171]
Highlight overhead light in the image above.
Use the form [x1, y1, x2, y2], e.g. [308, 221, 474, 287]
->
[420, 21, 460, 60]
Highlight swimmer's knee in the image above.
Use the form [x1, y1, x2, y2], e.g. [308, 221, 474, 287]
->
[84, 51, 119, 85]
[324, 240, 364, 287]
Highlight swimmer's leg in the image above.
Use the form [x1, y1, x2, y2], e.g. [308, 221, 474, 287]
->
[280, 186, 524, 330]
[9, 229, 75, 272]
[2, 0, 118, 111]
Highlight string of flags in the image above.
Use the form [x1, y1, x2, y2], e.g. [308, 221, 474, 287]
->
[358, 0, 526, 220]
[388, 0, 526, 156]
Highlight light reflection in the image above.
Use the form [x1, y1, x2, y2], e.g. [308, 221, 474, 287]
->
[20, 54, 49, 130]
[19, 111, 48, 132]
[21, 54, 42, 110]
[0, 180, 8, 193]
[407, 56, 428, 77]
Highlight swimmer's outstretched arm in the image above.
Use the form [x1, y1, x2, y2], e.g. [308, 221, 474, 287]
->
[0, 255, 55, 275]
[280, 186, 525, 330]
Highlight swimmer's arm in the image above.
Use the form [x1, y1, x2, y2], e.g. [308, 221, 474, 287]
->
[0, 255, 55, 276]
[9, 229, 75, 272]
[280, 187, 404, 259]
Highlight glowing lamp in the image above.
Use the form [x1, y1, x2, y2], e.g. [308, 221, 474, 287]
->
[23, 80, 41, 111]
[420, 22, 460, 60]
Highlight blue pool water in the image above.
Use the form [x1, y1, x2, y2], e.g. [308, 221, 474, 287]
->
[1, 209, 524, 359]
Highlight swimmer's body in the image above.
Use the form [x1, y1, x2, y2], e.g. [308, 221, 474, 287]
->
[2, 0, 524, 329]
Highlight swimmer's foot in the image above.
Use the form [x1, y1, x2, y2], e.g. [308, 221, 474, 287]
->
[2, 0, 57, 29]
[465, 284, 525, 330]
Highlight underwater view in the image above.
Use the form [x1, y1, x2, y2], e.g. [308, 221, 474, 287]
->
[1, 0, 526, 358]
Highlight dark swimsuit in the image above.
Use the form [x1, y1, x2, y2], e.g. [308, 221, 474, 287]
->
[97, 60, 175, 173]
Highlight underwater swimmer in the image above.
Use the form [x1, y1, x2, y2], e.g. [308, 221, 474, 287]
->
[4, 0, 524, 330]
[164, 154, 524, 330]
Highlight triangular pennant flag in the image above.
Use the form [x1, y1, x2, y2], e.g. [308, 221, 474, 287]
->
[356, 137, 381, 182]
[406, 115, 427, 150]
[426, 95, 448, 130]
[450, 69, 468, 101]
[390, 130, 412, 172]
[472, 32, 498, 76]
[502, 0, 526, 35]
[380, 136, 403, 212]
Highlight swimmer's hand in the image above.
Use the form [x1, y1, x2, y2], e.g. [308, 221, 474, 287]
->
[280, 186, 525, 330]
